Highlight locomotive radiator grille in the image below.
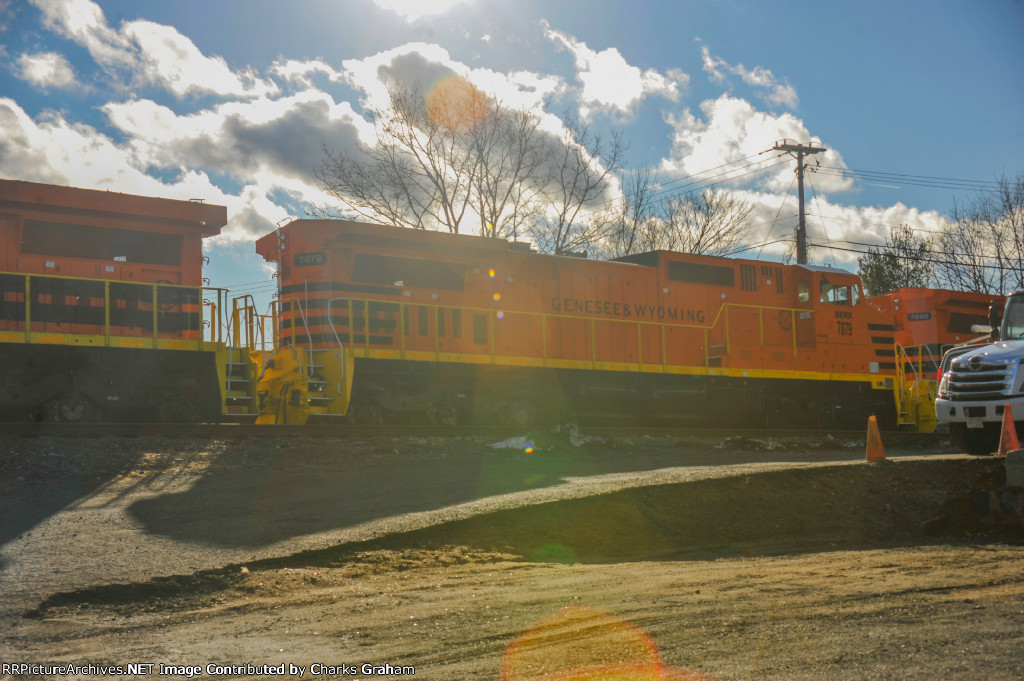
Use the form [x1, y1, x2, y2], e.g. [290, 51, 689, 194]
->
[945, 357, 1019, 401]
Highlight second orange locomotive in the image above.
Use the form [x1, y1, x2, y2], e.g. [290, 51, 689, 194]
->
[253, 219, 905, 428]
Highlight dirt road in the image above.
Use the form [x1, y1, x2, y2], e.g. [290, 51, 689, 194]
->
[2, 433, 1023, 679]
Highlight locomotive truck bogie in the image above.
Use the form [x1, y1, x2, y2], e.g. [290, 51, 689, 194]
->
[0, 344, 222, 422]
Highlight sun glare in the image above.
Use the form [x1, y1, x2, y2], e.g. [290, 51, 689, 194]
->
[425, 76, 489, 131]
[373, 0, 473, 22]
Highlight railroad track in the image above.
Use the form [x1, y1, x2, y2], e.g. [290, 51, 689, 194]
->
[0, 421, 947, 443]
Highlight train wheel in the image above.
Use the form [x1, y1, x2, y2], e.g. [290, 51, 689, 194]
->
[427, 401, 459, 426]
[502, 399, 535, 428]
[159, 402, 200, 423]
[45, 395, 99, 423]
[949, 422, 999, 456]
[351, 403, 384, 425]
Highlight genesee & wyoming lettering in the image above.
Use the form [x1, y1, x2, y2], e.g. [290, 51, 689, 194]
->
[551, 297, 705, 323]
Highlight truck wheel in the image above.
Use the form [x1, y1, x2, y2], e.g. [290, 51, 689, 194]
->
[949, 422, 999, 456]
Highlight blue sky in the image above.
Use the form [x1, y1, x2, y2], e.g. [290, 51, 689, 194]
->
[2, 0, 1022, 312]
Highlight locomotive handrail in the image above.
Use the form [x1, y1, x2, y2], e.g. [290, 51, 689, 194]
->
[326, 297, 349, 395]
[0, 269, 228, 351]
[277, 297, 309, 377]
[270, 293, 824, 374]
[228, 294, 273, 352]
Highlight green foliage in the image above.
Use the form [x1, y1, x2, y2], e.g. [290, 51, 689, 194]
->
[858, 224, 932, 296]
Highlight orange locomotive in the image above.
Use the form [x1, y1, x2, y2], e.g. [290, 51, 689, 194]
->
[869, 287, 1002, 370]
[0, 179, 230, 422]
[253, 219, 901, 427]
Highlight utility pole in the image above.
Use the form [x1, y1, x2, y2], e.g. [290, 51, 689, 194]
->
[773, 140, 826, 264]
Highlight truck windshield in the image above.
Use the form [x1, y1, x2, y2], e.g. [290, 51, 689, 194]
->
[1001, 296, 1024, 340]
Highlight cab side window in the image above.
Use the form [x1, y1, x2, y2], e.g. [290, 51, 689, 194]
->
[798, 281, 810, 303]
[820, 281, 850, 305]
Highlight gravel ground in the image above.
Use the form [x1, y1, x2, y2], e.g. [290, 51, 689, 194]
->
[2, 432, 1023, 679]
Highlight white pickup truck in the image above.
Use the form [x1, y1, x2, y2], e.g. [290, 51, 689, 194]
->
[935, 293, 1024, 455]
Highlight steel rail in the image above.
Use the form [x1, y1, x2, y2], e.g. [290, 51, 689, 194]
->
[0, 422, 947, 443]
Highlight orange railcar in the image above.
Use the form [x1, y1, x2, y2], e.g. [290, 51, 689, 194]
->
[0, 179, 228, 421]
[256, 220, 900, 427]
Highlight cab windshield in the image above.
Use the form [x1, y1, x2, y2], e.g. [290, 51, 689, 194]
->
[1000, 296, 1024, 340]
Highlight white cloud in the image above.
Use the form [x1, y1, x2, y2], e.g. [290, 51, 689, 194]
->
[32, 0, 132, 67]
[544, 23, 686, 120]
[30, 0, 276, 98]
[663, 95, 850, 194]
[734, 187, 945, 269]
[15, 51, 76, 88]
[341, 43, 561, 115]
[0, 98, 318, 244]
[121, 19, 277, 97]
[269, 58, 345, 88]
[103, 91, 372, 184]
[372, 0, 473, 23]
[700, 46, 798, 109]
[0, 97, 215, 197]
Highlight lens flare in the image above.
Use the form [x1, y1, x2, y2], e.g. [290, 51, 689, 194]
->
[489, 268, 496, 278]
[497, 311, 504, 319]
[425, 76, 489, 132]
[503, 606, 720, 681]
[493, 292, 501, 301]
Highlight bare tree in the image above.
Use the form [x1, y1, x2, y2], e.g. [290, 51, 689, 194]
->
[317, 79, 487, 234]
[604, 164, 658, 258]
[934, 173, 1024, 293]
[317, 79, 624, 251]
[857, 224, 933, 296]
[656, 188, 753, 256]
[469, 106, 547, 240]
[529, 114, 625, 256]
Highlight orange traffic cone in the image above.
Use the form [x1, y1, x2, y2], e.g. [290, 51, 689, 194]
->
[866, 415, 886, 462]
[997, 403, 1019, 458]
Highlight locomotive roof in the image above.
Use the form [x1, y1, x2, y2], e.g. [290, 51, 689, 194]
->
[794, 263, 855, 275]
[0, 178, 227, 237]
[263, 220, 863, 278]
[615, 250, 856, 276]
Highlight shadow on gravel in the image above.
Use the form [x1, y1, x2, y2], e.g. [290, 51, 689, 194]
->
[264, 457, 1024, 566]
[28, 458, 1023, 617]
[0, 437, 148, 546]
[125, 434, 952, 549]
[127, 437, 577, 547]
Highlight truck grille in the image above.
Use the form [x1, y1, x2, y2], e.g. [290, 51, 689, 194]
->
[945, 357, 1019, 401]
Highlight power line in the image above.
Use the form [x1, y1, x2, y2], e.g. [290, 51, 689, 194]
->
[756, 170, 798, 261]
[805, 173, 838, 267]
[812, 167, 1004, 194]
[646, 150, 769, 195]
[221, 278, 277, 289]
[809, 239, 1024, 273]
[815, 165, 1005, 189]
[627, 154, 790, 212]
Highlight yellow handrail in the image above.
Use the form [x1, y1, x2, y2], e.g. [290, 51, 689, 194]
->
[0, 269, 227, 351]
[271, 294, 819, 374]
